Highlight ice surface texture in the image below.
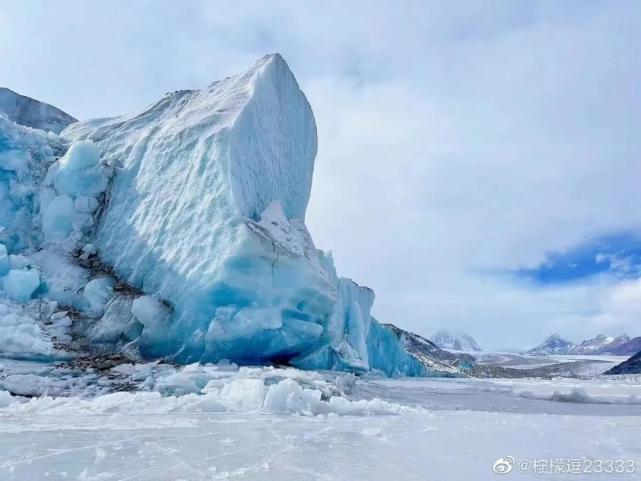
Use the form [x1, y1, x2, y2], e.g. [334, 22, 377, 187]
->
[0, 103, 111, 360]
[0, 115, 62, 252]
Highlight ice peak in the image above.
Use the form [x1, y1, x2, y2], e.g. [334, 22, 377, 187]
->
[64, 53, 316, 221]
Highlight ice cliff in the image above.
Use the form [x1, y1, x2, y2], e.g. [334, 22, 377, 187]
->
[0, 54, 466, 377]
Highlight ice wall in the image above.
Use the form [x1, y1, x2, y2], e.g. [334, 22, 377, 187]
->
[62, 55, 336, 364]
[57, 54, 460, 375]
[0, 115, 62, 252]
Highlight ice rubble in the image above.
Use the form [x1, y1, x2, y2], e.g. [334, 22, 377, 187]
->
[0, 111, 110, 360]
[0, 363, 406, 416]
[0, 54, 464, 377]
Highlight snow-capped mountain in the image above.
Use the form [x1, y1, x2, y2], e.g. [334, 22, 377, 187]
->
[0, 87, 76, 134]
[572, 334, 630, 354]
[609, 336, 641, 355]
[527, 334, 575, 355]
[0, 54, 466, 378]
[527, 333, 639, 355]
[430, 329, 482, 352]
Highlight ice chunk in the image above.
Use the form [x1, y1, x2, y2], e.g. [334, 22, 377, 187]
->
[54, 140, 107, 198]
[262, 378, 309, 413]
[218, 378, 265, 411]
[2, 268, 40, 301]
[83, 277, 114, 316]
[28, 246, 89, 308]
[9, 254, 30, 270]
[89, 296, 140, 343]
[41, 194, 74, 242]
[0, 390, 13, 407]
[0, 244, 9, 275]
[47, 310, 73, 344]
[0, 311, 53, 356]
[131, 295, 170, 342]
[0, 114, 62, 252]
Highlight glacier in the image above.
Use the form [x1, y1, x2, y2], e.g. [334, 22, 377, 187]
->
[0, 54, 467, 377]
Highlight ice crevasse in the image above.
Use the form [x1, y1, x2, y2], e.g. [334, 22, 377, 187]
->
[0, 54, 455, 376]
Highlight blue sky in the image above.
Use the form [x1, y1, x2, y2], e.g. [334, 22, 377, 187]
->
[1, 1, 639, 348]
[517, 232, 641, 285]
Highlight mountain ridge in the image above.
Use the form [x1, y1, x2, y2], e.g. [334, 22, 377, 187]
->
[527, 333, 641, 356]
[0, 87, 76, 134]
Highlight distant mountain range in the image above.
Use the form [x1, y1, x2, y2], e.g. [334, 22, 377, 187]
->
[430, 329, 482, 352]
[527, 333, 641, 356]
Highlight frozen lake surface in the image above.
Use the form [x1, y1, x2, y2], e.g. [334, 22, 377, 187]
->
[1, 364, 640, 481]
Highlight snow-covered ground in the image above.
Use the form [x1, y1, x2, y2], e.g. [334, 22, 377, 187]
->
[475, 352, 627, 377]
[1, 364, 640, 480]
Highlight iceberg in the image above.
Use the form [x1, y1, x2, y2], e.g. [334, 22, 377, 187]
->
[62, 54, 352, 367]
[0, 54, 466, 377]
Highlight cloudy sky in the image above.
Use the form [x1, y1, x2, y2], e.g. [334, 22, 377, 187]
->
[1, 1, 639, 349]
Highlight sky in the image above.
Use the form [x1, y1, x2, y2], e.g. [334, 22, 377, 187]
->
[1, 0, 639, 349]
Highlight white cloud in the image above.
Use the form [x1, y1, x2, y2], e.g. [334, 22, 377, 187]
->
[594, 279, 641, 330]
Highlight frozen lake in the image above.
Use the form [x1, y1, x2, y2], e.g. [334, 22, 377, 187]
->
[1, 365, 640, 481]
